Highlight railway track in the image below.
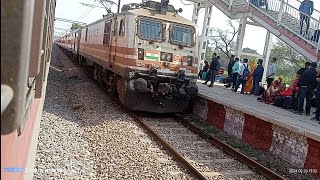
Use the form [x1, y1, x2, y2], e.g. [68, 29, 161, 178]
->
[116, 100, 285, 180]
[61, 48, 285, 180]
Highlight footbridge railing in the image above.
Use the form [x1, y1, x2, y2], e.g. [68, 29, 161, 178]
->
[225, 0, 320, 58]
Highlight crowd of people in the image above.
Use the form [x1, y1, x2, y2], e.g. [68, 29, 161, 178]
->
[198, 54, 320, 124]
[196, 0, 320, 123]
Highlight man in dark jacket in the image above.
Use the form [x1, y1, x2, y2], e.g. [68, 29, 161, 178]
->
[250, 59, 264, 96]
[203, 53, 220, 87]
[311, 71, 320, 123]
[297, 61, 310, 76]
[297, 62, 317, 115]
[224, 55, 235, 88]
[228, 55, 235, 76]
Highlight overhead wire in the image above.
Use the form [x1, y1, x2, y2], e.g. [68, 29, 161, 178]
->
[79, 7, 95, 21]
[180, 0, 194, 6]
[79, 0, 115, 21]
[77, 7, 92, 21]
[77, 1, 97, 21]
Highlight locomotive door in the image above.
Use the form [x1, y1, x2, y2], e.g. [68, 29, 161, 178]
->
[114, 18, 124, 68]
[73, 33, 76, 50]
[103, 20, 112, 63]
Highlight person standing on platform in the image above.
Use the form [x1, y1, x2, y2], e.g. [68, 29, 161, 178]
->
[311, 71, 320, 123]
[228, 55, 235, 76]
[266, 57, 277, 88]
[251, 59, 264, 96]
[198, 60, 209, 79]
[297, 62, 317, 116]
[291, 72, 301, 112]
[234, 58, 250, 94]
[297, 61, 311, 76]
[203, 54, 220, 87]
[244, 59, 256, 94]
[224, 55, 235, 88]
[231, 58, 241, 89]
[299, 0, 314, 35]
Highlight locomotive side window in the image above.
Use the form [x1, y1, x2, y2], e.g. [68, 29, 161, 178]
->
[85, 28, 88, 42]
[139, 19, 163, 41]
[119, 19, 125, 36]
[103, 20, 111, 46]
[170, 25, 194, 46]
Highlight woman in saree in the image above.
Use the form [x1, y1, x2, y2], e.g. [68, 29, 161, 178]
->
[260, 78, 284, 104]
[244, 59, 256, 93]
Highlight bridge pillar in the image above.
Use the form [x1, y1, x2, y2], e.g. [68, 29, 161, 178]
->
[191, 3, 201, 25]
[262, 31, 274, 85]
[235, 18, 247, 58]
[194, 3, 212, 69]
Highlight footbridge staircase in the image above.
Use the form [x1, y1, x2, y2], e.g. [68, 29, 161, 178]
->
[188, 0, 320, 62]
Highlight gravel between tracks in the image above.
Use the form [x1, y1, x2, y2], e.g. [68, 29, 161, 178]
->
[34, 45, 193, 180]
[143, 117, 267, 180]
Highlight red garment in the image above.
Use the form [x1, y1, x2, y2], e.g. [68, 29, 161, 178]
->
[216, 68, 224, 75]
[279, 87, 292, 97]
[292, 78, 299, 95]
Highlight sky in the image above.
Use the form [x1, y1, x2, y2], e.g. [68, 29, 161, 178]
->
[54, 0, 320, 55]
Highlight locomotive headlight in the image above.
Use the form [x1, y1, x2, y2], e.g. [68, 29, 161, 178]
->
[187, 56, 193, 66]
[160, 52, 173, 62]
[166, 53, 173, 62]
[138, 48, 144, 60]
[160, 52, 166, 61]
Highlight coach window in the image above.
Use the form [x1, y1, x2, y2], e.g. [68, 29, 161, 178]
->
[119, 19, 125, 36]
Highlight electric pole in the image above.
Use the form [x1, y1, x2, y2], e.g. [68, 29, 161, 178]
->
[117, 0, 121, 13]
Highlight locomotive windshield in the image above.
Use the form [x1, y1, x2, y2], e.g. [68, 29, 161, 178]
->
[170, 25, 194, 46]
[139, 19, 163, 41]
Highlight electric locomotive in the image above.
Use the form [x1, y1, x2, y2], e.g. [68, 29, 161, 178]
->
[56, 0, 199, 113]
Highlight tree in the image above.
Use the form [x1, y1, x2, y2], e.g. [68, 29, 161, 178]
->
[240, 47, 260, 62]
[205, 43, 213, 59]
[209, 20, 238, 59]
[269, 40, 306, 85]
[70, 23, 83, 31]
[205, 43, 229, 69]
[242, 47, 259, 54]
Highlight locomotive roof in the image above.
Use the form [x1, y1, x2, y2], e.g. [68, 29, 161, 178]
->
[128, 8, 195, 27]
[57, 5, 196, 40]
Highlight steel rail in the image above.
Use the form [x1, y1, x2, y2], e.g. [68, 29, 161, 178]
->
[173, 114, 286, 180]
[114, 98, 208, 180]
[62, 48, 284, 179]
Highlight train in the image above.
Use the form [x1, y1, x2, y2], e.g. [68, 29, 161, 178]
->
[1, 0, 56, 179]
[56, 1, 199, 113]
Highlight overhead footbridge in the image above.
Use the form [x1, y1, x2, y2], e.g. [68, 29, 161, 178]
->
[186, 0, 320, 63]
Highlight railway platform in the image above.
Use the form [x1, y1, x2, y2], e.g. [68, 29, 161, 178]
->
[193, 81, 320, 175]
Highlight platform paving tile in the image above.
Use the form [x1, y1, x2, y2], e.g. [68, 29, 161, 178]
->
[197, 82, 320, 141]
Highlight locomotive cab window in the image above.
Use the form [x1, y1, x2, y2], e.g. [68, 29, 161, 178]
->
[138, 19, 163, 41]
[170, 25, 194, 46]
